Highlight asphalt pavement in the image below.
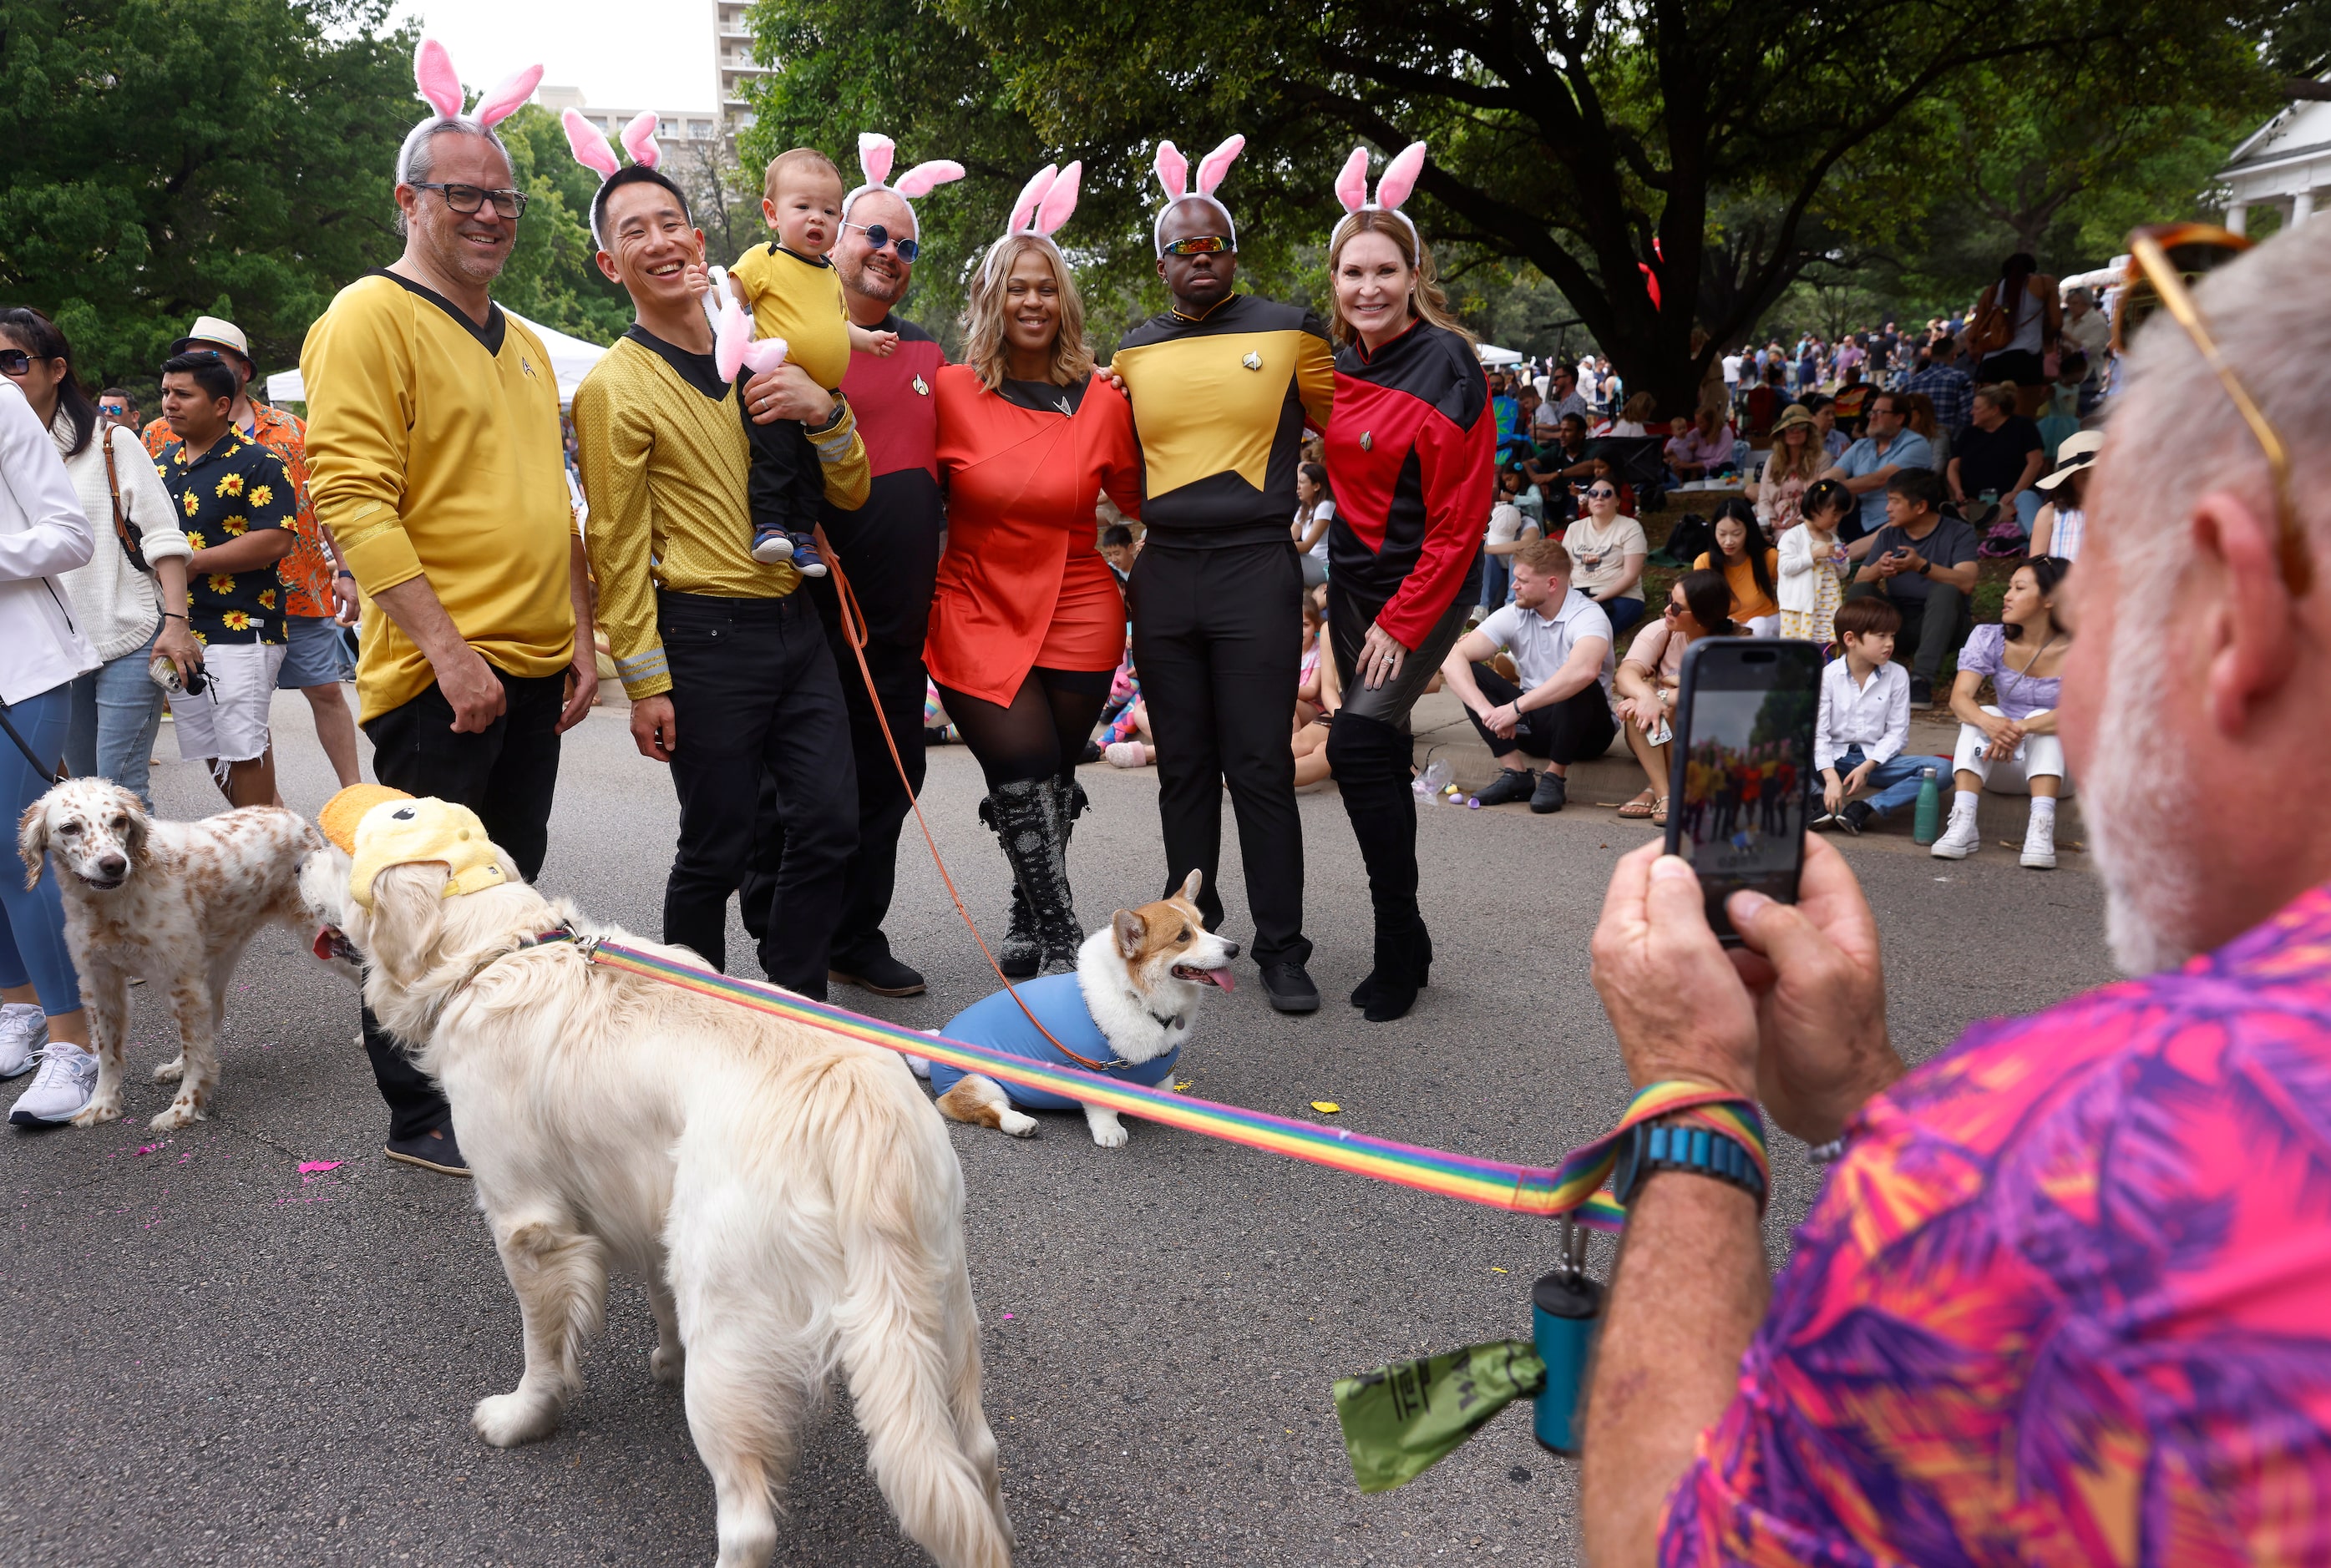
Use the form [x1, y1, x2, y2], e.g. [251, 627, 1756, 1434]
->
[0, 685, 2118, 1567]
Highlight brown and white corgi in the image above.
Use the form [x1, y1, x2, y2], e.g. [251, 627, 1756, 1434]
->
[910, 871, 1239, 1146]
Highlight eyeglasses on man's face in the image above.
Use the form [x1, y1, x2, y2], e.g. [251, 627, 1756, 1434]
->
[1161, 235, 1232, 257]
[841, 220, 919, 262]
[408, 182, 530, 220]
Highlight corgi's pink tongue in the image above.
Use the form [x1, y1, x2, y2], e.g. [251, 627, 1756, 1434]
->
[1202, 968, 1233, 991]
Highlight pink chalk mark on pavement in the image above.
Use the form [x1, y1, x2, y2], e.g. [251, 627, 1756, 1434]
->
[298, 1161, 342, 1175]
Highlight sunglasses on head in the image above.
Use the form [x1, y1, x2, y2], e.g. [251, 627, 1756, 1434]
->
[1162, 235, 1232, 257]
[2121, 223, 2304, 594]
[842, 220, 919, 262]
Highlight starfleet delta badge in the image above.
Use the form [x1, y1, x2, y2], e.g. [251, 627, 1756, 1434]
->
[521, 357, 536, 379]
[1242, 352, 1262, 371]
[912, 375, 930, 397]
[1361, 431, 1373, 451]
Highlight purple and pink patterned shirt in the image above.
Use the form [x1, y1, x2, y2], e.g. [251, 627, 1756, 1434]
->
[1660, 883, 2331, 1567]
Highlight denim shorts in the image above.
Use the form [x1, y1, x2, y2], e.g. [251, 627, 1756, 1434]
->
[278, 611, 356, 689]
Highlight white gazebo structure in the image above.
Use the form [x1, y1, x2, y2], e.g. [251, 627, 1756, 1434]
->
[2216, 78, 2331, 236]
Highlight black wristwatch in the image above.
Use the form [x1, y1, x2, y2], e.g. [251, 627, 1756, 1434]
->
[1612, 1117, 1767, 1211]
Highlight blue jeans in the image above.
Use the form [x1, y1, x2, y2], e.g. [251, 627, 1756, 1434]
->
[65, 631, 165, 808]
[1480, 552, 1513, 611]
[0, 683, 84, 1014]
[1829, 745, 1951, 817]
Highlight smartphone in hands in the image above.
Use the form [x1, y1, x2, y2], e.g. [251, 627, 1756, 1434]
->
[1661, 638, 1822, 944]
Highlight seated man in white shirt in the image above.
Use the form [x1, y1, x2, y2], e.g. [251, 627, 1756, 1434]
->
[1439, 537, 1618, 814]
[1813, 595, 1952, 834]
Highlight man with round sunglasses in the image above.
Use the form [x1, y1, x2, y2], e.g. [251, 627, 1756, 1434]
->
[741, 176, 952, 999]
[1111, 175, 1336, 1014]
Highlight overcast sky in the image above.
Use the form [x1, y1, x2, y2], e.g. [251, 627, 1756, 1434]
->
[388, 0, 721, 113]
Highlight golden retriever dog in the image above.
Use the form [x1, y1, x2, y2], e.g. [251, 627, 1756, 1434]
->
[305, 838, 1011, 1568]
[19, 777, 324, 1129]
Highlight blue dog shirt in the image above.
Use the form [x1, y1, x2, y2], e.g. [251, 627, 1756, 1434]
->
[930, 973, 1181, 1112]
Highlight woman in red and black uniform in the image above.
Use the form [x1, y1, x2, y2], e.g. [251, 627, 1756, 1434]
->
[1321, 200, 1494, 1022]
[929, 222, 1143, 975]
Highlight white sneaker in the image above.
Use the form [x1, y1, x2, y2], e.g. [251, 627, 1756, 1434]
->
[2020, 813, 2057, 870]
[748, 531, 795, 565]
[1104, 741, 1150, 769]
[1930, 807, 1982, 860]
[9, 1042, 98, 1126]
[0, 1003, 46, 1078]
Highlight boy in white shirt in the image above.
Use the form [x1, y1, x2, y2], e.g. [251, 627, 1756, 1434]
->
[1815, 596, 1951, 834]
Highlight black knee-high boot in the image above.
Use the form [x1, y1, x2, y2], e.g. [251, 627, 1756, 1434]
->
[984, 777, 1082, 977]
[1326, 712, 1432, 1022]
[979, 792, 1042, 979]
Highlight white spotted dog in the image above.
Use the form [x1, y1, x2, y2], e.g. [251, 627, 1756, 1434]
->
[915, 871, 1239, 1146]
[18, 778, 326, 1130]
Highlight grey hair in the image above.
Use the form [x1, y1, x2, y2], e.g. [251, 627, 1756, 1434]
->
[2102, 231, 2331, 572]
[393, 118, 513, 236]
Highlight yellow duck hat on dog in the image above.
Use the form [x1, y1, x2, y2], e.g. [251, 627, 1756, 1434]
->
[319, 784, 510, 909]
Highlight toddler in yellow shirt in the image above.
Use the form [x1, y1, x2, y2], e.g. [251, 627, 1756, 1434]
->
[727, 148, 895, 575]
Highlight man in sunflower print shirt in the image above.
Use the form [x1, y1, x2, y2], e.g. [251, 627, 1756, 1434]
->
[154, 353, 297, 807]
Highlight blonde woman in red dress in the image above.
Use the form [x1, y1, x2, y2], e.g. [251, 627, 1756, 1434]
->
[928, 164, 1143, 974]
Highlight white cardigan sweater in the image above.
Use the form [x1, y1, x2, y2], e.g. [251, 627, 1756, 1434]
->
[0, 382, 99, 704]
[51, 413, 191, 663]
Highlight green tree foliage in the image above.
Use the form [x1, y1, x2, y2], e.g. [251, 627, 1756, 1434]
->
[0, 0, 418, 384]
[742, 0, 2277, 415]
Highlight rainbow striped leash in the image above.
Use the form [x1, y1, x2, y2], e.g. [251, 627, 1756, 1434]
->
[585, 939, 1764, 1232]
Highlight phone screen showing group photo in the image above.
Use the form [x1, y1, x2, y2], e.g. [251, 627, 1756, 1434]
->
[1665, 640, 1822, 937]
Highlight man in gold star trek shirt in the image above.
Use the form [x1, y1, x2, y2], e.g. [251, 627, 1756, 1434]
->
[1110, 196, 1335, 1013]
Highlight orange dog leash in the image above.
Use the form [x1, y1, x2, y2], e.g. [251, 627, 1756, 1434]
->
[818, 536, 1118, 1075]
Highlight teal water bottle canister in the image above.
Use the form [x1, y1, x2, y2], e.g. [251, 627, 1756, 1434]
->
[1913, 766, 1942, 847]
[1530, 1220, 1602, 1454]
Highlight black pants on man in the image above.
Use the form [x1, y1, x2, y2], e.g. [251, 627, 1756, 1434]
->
[740, 608, 925, 972]
[658, 589, 856, 997]
[357, 668, 565, 1141]
[1127, 539, 1309, 969]
[1847, 580, 1971, 681]
[1462, 663, 1619, 766]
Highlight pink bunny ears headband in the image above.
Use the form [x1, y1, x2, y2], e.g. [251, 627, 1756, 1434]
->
[978, 161, 1082, 281]
[842, 134, 965, 224]
[396, 38, 543, 185]
[1151, 136, 1244, 255]
[562, 109, 673, 246]
[1332, 142, 1429, 263]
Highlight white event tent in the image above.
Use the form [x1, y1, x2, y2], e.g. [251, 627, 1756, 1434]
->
[1476, 342, 1524, 367]
[264, 309, 608, 408]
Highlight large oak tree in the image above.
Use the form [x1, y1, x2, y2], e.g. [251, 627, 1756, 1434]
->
[746, 0, 2272, 412]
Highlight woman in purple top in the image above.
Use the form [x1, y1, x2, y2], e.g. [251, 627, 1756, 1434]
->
[1931, 555, 2070, 867]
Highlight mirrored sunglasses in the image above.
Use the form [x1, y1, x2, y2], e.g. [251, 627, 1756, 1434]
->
[844, 221, 919, 262]
[1162, 235, 1232, 257]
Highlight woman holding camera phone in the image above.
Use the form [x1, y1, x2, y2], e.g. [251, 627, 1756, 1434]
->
[0, 309, 198, 808]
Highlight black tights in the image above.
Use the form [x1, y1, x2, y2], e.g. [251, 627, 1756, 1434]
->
[936, 666, 1112, 792]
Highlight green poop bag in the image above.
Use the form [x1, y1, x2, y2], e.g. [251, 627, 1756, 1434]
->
[1333, 1340, 1547, 1493]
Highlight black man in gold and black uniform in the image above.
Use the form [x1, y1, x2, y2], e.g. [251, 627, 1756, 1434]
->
[1112, 163, 1335, 1014]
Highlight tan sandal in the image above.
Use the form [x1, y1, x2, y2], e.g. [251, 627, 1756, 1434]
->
[1650, 797, 1670, 827]
[1617, 790, 1656, 819]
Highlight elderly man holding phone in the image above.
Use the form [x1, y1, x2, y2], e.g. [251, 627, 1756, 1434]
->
[1579, 227, 2331, 1567]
